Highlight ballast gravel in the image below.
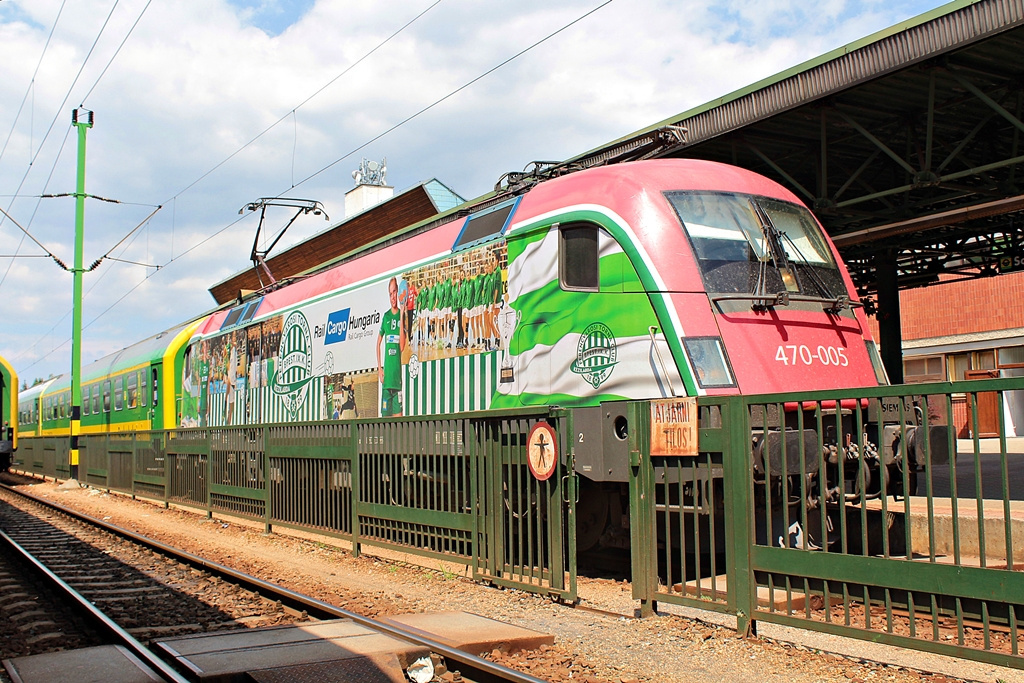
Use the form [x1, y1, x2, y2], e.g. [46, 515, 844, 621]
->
[7, 475, 1022, 683]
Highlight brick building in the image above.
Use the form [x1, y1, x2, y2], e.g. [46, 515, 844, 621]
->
[874, 272, 1024, 437]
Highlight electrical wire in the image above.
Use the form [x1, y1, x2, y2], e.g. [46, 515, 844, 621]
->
[80, 0, 154, 106]
[165, 0, 443, 204]
[288, 0, 614, 191]
[0, 0, 68, 168]
[0, 205, 62, 264]
[0, 1, 121, 290]
[10, 0, 616, 372]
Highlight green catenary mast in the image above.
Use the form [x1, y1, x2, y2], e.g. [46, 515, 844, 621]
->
[70, 108, 93, 479]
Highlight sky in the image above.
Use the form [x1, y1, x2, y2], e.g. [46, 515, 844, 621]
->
[0, 0, 943, 385]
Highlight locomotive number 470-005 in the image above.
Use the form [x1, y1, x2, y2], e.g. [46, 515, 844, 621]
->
[775, 344, 849, 367]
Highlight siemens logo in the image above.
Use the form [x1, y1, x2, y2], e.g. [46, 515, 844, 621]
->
[321, 309, 351, 344]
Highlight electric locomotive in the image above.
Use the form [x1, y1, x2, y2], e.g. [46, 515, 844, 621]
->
[176, 159, 913, 549]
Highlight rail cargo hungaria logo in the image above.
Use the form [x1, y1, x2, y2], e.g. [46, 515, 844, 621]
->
[272, 310, 315, 416]
[570, 322, 618, 388]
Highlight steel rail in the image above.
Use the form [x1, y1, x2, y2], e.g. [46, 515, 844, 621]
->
[0, 483, 546, 683]
[0, 525, 190, 683]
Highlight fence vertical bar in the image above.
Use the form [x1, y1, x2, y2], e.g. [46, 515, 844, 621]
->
[628, 401, 657, 617]
[723, 396, 755, 636]
[351, 422, 361, 558]
[263, 425, 271, 535]
[205, 431, 213, 519]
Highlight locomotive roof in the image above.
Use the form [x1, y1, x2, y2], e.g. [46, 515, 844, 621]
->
[208, 179, 465, 306]
[195, 159, 805, 336]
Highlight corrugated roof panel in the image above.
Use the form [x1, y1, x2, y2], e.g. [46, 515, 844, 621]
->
[645, 0, 1024, 149]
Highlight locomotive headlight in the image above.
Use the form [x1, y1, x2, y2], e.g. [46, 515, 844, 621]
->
[683, 336, 736, 389]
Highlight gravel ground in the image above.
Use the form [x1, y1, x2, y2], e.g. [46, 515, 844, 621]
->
[7, 475, 1022, 683]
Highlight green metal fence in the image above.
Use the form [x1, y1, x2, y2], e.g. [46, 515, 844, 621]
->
[16, 378, 1022, 667]
[15, 407, 577, 602]
[630, 377, 1024, 669]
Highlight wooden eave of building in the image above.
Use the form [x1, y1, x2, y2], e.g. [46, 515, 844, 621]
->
[209, 184, 446, 305]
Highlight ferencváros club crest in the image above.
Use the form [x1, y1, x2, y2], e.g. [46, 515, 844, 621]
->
[272, 310, 316, 417]
[570, 322, 618, 389]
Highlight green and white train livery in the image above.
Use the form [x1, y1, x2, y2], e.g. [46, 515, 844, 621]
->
[181, 159, 883, 431]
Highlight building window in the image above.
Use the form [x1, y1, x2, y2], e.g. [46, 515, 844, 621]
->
[904, 355, 945, 384]
[998, 345, 1024, 368]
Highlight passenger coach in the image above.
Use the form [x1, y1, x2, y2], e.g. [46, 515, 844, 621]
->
[0, 354, 16, 470]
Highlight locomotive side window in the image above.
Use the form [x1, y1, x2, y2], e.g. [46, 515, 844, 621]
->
[559, 224, 599, 291]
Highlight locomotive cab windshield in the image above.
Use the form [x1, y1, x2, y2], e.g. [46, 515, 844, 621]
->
[667, 191, 851, 310]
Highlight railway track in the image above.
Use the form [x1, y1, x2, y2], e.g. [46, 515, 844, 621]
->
[0, 484, 546, 683]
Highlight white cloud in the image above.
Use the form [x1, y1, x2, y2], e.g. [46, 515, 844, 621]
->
[0, 0, 940, 379]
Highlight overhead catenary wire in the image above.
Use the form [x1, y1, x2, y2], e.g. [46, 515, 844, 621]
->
[287, 0, 614, 192]
[11, 202, 168, 368]
[80, 0, 155, 107]
[0, 0, 68, 168]
[0, 125, 74, 290]
[0, 205, 66, 267]
[7, 0, 443, 363]
[164, 0, 443, 205]
[0, 0, 124, 291]
[11, 0, 616, 371]
[10, 0, 447, 360]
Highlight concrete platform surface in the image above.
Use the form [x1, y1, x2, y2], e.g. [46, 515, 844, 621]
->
[2, 644, 164, 683]
[867, 495, 1024, 564]
[154, 619, 429, 683]
[380, 611, 555, 655]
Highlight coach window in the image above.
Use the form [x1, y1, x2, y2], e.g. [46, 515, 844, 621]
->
[82, 387, 90, 416]
[114, 376, 124, 411]
[559, 223, 599, 291]
[140, 370, 148, 407]
[103, 380, 111, 413]
[92, 385, 100, 415]
[126, 373, 138, 410]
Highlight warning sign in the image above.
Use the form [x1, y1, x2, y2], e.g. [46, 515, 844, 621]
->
[650, 397, 698, 456]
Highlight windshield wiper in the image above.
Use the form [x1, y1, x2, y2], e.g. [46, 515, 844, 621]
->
[712, 292, 861, 311]
[749, 200, 800, 309]
[743, 200, 852, 313]
[775, 228, 839, 300]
